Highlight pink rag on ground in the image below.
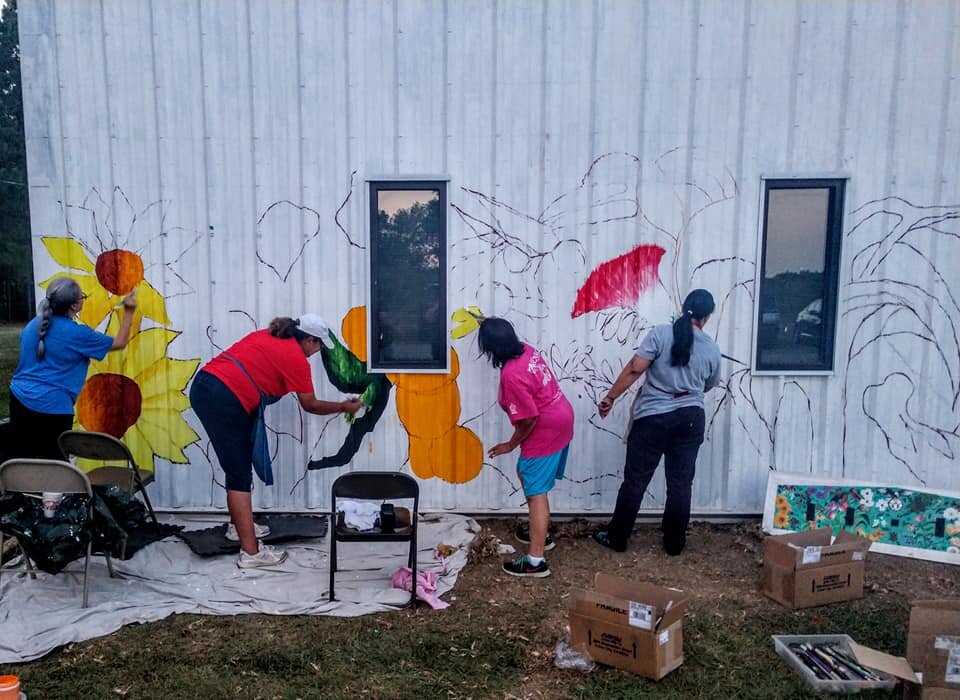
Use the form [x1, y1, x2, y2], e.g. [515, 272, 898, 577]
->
[391, 567, 450, 610]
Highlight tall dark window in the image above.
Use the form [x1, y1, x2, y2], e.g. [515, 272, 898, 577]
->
[369, 180, 447, 372]
[754, 179, 845, 372]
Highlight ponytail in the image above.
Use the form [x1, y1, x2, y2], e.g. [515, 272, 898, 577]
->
[36, 298, 54, 360]
[268, 316, 308, 341]
[670, 289, 716, 367]
[36, 277, 83, 360]
[670, 312, 694, 367]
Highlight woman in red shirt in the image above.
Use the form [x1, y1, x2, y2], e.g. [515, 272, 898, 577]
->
[190, 315, 361, 568]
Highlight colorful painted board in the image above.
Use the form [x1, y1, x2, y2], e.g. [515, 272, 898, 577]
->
[762, 471, 960, 566]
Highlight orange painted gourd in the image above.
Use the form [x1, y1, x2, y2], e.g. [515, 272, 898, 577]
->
[340, 306, 483, 484]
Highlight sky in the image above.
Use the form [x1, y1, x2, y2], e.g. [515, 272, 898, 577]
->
[764, 188, 829, 276]
[377, 189, 439, 218]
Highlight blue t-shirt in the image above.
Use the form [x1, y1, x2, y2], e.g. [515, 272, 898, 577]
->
[10, 315, 114, 414]
[632, 324, 722, 419]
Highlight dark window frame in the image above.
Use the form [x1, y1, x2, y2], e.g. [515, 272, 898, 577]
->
[753, 178, 846, 374]
[368, 179, 448, 373]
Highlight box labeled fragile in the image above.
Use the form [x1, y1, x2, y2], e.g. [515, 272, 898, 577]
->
[762, 528, 871, 609]
[568, 573, 689, 680]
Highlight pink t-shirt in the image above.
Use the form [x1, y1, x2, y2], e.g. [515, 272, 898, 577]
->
[498, 343, 574, 458]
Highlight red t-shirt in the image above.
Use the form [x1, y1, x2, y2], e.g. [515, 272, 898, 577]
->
[202, 330, 314, 412]
[498, 343, 574, 458]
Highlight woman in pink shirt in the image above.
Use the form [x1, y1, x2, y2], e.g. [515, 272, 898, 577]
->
[479, 317, 574, 578]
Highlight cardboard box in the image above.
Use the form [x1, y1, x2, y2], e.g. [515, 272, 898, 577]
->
[834, 600, 960, 700]
[762, 528, 871, 609]
[568, 573, 688, 680]
[907, 600, 960, 697]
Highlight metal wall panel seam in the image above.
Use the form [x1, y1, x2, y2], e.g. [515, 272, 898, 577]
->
[934, 0, 957, 205]
[784, 0, 802, 171]
[197, 0, 217, 506]
[97, 0, 116, 217]
[50, 0, 69, 234]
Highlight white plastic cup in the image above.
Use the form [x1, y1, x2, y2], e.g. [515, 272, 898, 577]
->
[41, 492, 63, 519]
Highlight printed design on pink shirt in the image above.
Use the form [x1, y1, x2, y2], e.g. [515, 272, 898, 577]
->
[527, 352, 555, 387]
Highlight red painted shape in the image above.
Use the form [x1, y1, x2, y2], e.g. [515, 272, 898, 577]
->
[571, 244, 666, 318]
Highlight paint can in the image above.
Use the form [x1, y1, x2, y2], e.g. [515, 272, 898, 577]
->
[0, 675, 20, 700]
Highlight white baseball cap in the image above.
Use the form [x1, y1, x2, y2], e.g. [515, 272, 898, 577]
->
[297, 313, 334, 348]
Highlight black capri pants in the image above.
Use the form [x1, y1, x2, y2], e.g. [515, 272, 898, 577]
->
[189, 370, 256, 492]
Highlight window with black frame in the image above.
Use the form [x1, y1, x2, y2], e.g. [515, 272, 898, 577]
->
[754, 179, 845, 372]
[368, 180, 447, 372]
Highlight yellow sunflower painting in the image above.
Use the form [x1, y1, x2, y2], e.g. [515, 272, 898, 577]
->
[39, 236, 170, 331]
[74, 310, 200, 473]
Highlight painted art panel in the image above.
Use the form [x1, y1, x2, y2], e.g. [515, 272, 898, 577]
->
[762, 472, 960, 565]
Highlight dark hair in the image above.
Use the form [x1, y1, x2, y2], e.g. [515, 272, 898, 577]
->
[477, 317, 524, 369]
[670, 289, 715, 367]
[268, 316, 310, 342]
[36, 277, 83, 360]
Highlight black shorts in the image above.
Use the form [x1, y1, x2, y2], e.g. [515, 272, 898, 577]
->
[189, 370, 256, 492]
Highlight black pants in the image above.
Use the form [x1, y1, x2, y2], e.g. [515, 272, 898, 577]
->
[7, 393, 73, 461]
[606, 406, 705, 554]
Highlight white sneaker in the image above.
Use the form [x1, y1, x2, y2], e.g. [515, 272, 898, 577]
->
[225, 522, 271, 541]
[236, 543, 288, 569]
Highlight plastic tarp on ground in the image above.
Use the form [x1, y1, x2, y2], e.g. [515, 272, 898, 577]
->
[0, 513, 478, 663]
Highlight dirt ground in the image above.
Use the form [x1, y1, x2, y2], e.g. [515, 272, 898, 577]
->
[462, 518, 958, 699]
[3, 517, 957, 699]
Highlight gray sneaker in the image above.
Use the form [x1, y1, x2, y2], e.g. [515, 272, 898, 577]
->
[225, 522, 271, 541]
[236, 543, 288, 569]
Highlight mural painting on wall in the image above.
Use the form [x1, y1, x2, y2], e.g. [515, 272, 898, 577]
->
[250, 176, 487, 487]
[189, 151, 956, 499]
[311, 306, 483, 484]
[40, 188, 201, 473]
[841, 197, 959, 484]
[448, 150, 958, 496]
[448, 149, 748, 497]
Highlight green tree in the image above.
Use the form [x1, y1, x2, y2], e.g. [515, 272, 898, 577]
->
[0, 0, 33, 320]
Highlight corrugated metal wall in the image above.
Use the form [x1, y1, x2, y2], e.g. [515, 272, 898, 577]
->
[19, 0, 960, 513]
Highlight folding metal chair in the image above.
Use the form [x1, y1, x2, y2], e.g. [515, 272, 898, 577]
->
[58, 430, 158, 523]
[0, 458, 118, 608]
[329, 471, 419, 607]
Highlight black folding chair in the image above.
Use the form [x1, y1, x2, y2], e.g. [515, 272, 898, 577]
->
[58, 430, 158, 523]
[329, 471, 419, 608]
[0, 458, 119, 608]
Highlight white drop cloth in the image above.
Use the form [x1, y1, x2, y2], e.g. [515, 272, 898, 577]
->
[0, 513, 478, 663]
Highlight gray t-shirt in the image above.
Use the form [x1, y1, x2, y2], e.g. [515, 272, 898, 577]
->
[631, 324, 722, 419]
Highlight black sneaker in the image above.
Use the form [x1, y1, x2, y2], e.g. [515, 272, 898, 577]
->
[502, 555, 551, 578]
[592, 529, 627, 552]
[514, 522, 556, 551]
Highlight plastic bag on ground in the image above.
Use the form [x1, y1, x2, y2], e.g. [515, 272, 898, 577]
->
[554, 635, 596, 673]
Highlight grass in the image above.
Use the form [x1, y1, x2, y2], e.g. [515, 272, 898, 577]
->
[2, 512, 950, 699]
[3, 603, 531, 700]
[0, 323, 24, 419]
[0, 589, 911, 699]
[566, 595, 908, 700]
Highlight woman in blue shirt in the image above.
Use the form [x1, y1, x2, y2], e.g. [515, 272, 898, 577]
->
[593, 289, 721, 556]
[7, 277, 136, 460]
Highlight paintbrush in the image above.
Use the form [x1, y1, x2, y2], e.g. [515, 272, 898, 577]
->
[821, 644, 882, 681]
[788, 644, 831, 679]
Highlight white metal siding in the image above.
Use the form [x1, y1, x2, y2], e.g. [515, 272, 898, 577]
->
[18, 0, 960, 512]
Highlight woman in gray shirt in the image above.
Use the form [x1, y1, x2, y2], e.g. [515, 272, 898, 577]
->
[593, 289, 721, 555]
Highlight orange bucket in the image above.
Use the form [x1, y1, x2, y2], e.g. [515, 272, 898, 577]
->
[0, 675, 19, 700]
